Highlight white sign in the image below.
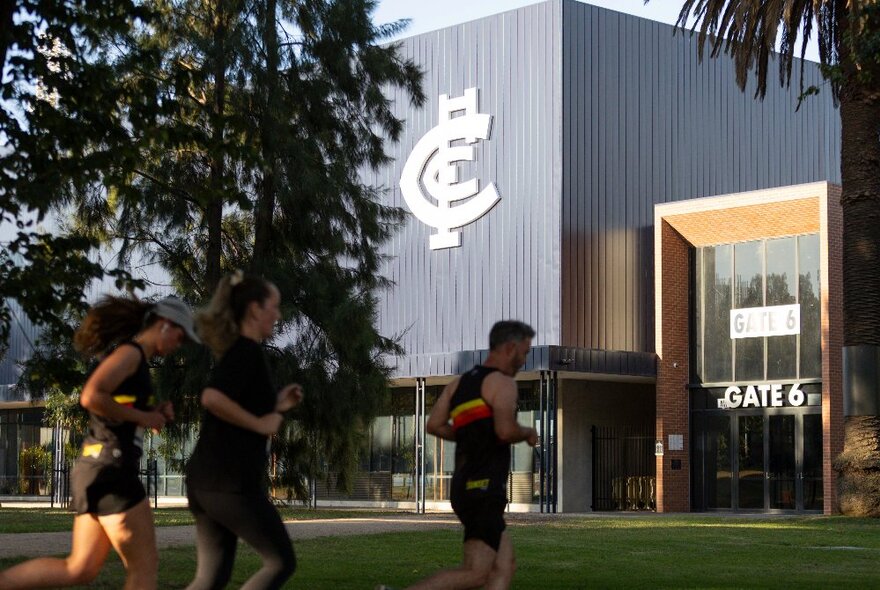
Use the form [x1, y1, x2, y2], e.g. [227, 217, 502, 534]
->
[668, 434, 683, 451]
[730, 304, 800, 339]
[717, 383, 806, 409]
[399, 87, 501, 250]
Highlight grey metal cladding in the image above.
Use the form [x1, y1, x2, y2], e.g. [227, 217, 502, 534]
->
[0, 299, 40, 401]
[368, 1, 563, 378]
[559, 0, 840, 354]
[370, 0, 840, 379]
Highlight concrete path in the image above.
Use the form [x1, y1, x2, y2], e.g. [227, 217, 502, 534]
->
[0, 514, 462, 560]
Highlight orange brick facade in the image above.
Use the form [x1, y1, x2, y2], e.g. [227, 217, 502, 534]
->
[654, 183, 843, 513]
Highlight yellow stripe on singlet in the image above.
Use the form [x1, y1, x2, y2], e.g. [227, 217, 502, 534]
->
[450, 397, 487, 418]
[113, 394, 137, 405]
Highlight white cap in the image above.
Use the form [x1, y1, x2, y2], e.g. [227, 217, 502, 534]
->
[152, 297, 201, 343]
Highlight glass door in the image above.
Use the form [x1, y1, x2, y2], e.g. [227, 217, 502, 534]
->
[693, 414, 733, 510]
[737, 415, 765, 509]
[802, 414, 824, 510]
[694, 410, 823, 512]
[768, 415, 796, 509]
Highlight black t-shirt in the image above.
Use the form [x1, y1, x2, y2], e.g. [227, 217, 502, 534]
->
[78, 341, 153, 472]
[186, 336, 277, 493]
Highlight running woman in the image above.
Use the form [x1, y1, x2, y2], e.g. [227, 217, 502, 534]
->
[185, 272, 302, 590]
[0, 295, 199, 589]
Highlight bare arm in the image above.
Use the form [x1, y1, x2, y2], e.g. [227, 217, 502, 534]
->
[483, 373, 538, 446]
[426, 378, 459, 441]
[80, 345, 167, 431]
[201, 388, 282, 436]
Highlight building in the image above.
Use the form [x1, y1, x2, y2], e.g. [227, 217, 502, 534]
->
[342, 0, 841, 514]
[0, 0, 842, 512]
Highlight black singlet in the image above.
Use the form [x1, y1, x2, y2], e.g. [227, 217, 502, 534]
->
[78, 341, 154, 471]
[449, 365, 510, 502]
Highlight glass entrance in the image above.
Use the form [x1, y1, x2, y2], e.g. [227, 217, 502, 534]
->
[738, 416, 764, 509]
[692, 410, 822, 511]
[768, 415, 795, 509]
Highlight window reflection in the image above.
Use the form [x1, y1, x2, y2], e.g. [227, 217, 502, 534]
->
[767, 238, 797, 379]
[703, 245, 733, 383]
[322, 381, 542, 504]
[799, 235, 821, 379]
[694, 234, 821, 384]
[734, 241, 764, 382]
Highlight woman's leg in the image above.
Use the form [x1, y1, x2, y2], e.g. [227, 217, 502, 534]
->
[0, 513, 112, 589]
[235, 495, 296, 590]
[97, 498, 158, 590]
[185, 489, 295, 590]
[185, 509, 238, 590]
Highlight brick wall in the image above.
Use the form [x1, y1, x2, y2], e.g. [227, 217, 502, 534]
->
[655, 182, 839, 514]
[822, 184, 844, 514]
[656, 220, 691, 512]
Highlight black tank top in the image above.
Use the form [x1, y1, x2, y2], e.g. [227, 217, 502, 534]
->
[79, 341, 154, 470]
[450, 365, 510, 501]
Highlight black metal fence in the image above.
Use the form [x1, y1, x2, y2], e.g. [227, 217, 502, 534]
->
[591, 426, 656, 511]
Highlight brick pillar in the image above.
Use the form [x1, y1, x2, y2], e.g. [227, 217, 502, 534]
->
[822, 185, 844, 514]
[655, 220, 691, 512]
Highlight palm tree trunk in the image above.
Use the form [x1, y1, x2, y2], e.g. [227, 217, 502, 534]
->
[835, 416, 880, 516]
[837, 80, 880, 515]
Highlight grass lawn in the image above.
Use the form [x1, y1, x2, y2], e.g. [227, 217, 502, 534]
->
[2, 514, 880, 588]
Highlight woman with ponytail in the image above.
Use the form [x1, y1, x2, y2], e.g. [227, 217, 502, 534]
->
[0, 295, 199, 589]
[185, 272, 303, 590]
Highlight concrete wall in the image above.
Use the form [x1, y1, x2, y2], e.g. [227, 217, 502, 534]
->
[558, 379, 654, 511]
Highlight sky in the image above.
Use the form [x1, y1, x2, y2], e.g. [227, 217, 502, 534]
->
[373, 0, 684, 36]
[372, 0, 821, 62]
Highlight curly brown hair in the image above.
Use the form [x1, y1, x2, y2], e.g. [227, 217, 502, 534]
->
[73, 296, 156, 357]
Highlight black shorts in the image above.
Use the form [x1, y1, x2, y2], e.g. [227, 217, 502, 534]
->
[451, 496, 507, 552]
[70, 458, 146, 516]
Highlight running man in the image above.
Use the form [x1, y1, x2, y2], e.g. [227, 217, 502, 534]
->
[399, 320, 538, 590]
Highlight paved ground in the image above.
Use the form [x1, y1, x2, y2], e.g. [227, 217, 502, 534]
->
[0, 513, 466, 559]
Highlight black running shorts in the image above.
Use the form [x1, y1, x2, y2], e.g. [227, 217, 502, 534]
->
[70, 458, 146, 516]
[451, 496, 507, 552]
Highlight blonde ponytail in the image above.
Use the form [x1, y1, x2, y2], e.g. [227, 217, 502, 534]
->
[197, 271, 271, 358]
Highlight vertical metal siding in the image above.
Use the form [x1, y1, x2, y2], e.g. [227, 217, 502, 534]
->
[559, 0, 841, 353]
[366, 2, 563, 378]
[0, 300, 39, 392]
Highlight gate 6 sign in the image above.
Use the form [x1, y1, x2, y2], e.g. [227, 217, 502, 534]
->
[730, 304, 800, 339]
[717, 383, 806, 409]
[399, 87, 501, 250]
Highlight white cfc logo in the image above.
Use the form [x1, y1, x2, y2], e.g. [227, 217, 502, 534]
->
[399, 87, 501, 250]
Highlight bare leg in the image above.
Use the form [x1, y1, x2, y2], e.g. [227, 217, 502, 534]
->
[0, 513, 112, 589]
[485, 532, 515, 590]
[98, 499, 159, 590]
[406, 539, 497, 590]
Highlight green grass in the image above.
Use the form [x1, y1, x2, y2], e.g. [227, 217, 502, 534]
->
[0, 506, 403, 534]
[3, 515, 880, 588]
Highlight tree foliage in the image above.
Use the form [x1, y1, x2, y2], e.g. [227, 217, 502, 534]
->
[34, 0, 424, 499]
[1, 0, 155, 349]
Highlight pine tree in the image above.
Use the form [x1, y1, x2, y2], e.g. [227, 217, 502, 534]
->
[61, 0, 424, 498]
